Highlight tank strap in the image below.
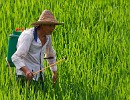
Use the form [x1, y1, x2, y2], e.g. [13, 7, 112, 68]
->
[33, 27, 37, 42]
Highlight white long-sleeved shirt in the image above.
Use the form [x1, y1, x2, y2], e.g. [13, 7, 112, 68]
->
[11, 28, 57, 81]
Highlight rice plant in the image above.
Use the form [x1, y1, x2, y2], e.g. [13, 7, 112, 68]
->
[0, 0, 130, 100]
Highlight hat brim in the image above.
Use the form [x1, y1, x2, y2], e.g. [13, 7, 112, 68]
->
[31, 21, 64, 26]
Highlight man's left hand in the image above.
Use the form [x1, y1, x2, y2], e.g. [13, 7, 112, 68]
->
[52, 71, 57, 84]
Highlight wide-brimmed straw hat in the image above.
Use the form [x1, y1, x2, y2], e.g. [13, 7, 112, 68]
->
[31, 10, 64, 26]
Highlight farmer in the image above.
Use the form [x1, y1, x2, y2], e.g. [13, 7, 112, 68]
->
[11, 10, 64, 89]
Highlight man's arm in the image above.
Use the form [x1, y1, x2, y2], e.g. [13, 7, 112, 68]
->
[12, 32, 34, 80]
[45, 36, 57, 83]
[20, 66, 34, 80]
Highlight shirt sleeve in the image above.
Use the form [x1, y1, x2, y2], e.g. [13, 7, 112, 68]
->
[11, 32, 33, 69]
[45, 36, 57, 72]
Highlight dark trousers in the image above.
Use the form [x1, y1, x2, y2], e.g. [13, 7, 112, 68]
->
[16, 75, 44, 92]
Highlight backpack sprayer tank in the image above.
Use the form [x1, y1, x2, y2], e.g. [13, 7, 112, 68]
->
[6, 28, 23, 67]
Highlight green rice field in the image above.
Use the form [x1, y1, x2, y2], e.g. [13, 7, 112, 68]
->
[0, 0, 130, 99]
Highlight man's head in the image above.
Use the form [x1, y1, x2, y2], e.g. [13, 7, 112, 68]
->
[32, 10, 64, 35]
[37, 24, 56, 35]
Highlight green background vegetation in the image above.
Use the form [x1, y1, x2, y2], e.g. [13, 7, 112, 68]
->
[0, 0, 130, 99]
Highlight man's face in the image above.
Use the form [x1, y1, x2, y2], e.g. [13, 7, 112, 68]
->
[41, 24, 56, 35]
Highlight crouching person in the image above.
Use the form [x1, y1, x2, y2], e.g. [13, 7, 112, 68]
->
[11, 10, 64, 91]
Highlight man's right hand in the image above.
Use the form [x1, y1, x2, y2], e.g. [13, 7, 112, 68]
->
[20, 66, 34, 80]
[25, 71, 34, 80]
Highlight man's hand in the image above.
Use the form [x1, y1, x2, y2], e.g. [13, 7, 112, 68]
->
[25, 71, 34, 80]
[52, 71, 57, 84]
[20, 66, 34, 80]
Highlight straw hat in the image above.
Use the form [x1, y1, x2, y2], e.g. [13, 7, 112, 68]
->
[31, 10, 64, 26]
